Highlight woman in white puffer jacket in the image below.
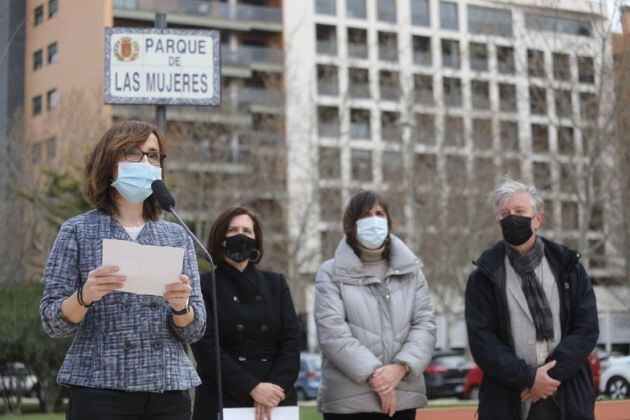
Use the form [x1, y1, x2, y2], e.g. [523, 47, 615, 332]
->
[315, 190, 437, 420]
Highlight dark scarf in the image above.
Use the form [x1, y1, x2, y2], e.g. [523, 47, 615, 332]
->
[505, 237, 554, 341]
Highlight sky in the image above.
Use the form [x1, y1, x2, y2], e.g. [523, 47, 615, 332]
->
[604, 0, 629, 33]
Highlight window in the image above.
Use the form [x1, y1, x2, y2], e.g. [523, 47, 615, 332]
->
[531, 124, 548, 152]
[415, 154, 437, 187]
[444, 116, 464, 147]
[321, 230, 343, 259]
[555, 90, 572, 119]
[412, 36, 431, 66]
[317, 65, 338, 96]
[503, 158, 521, 179]
[471, 80, 490, 110]
[32, 143, 42, 164]
[469, 42, 488, 72]
[560, 163, 576, 192]
[379, 70, 400, 101]
[533, 161, 552, 191]
[525, 13, 591, 37]
[348, 68, 370, 99]
[580, 92, 598, 121]
[316, 25, 337, 55]
[378, 32, 398, 62]
[48, 0, 58, 18]
[382, 151, 403, 182]
[561, 201, 579, 230]
[499, 83, 517, 112]
[32, 95, 42, 116]
[377, 0, 397, 23]
[528, 49, 545, 78]
[500, 120, 519, 151]
[347, 28, 368, 58]
[34, 5, 44, 26]
[441, 39, 460, 69]
[588, 240, 605, 268]
[33, 49, 43, 70]
[320, 188, 342, 222]
[351, 149, 373, 181]
[553, 53, 570, 81]
[346, 0, 367, 19]
[446, 155, 466, 191]
[318, 106, 340, 137]
[558, 127, 574, 155]
[578, 56, 594, 84]
[47, 42, 58, 64]
[319, 147, 341, 179]
[443, 77, 462, 107]
[468, 5, 513, 36]
[413, 74, 433, 105]
[316, 0, 335, 15]
[414, 113, 435, 145]
[529, 87, 547, 115]
[472, 119, 493, 150]
[46, 137, 57, 158]
[497, 46, 515, 74]
[440, 2, 458, 30]
[350, 109, 371, 139]
[381, 111, 401, 143]
[411, 0, 430, 27]
[47, 89, 58, 110]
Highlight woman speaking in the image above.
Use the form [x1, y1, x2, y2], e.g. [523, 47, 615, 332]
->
[40, 121, 205, 419]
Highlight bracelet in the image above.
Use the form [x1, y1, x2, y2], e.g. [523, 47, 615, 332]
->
[76, 284, 93, 308]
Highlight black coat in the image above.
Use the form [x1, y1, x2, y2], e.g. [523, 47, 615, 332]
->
[465, 237, 599, 420]
[191, 263, 300, 420]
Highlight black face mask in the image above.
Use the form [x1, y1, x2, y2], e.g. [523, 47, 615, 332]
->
[500, 214, 534, 246]
[222, 234, 257, 263]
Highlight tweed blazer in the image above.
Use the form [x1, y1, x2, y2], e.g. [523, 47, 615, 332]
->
[40, 209, 206, 392]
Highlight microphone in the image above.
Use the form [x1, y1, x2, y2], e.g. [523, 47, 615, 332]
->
[151, 180, 224, 420]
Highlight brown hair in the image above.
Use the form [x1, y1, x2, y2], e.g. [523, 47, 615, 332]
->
[207, 206, 264, 265]
[342, 190, 393, 260]
[84, 120, 166, 221]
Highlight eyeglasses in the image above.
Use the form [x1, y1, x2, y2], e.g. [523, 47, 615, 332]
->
[123, 147, 166, 167]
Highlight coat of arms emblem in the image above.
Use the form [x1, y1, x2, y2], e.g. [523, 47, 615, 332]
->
[114, 37, 140, 62]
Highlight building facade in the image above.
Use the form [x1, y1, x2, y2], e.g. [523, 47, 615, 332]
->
[284, 0, 619, 350]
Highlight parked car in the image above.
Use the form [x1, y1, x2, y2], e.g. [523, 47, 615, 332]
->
[600, 355, 630, 399]
[423, 353, 473, 399]
[463, 351, 602, 400]
[295, 353, 321, 401]
[0, 362, 38, 397]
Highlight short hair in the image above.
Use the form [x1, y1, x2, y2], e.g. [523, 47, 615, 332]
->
[207, 206, 264, 265]
[342, 190, 393, 260]
[490, 178, 544, 219]
[84, 120, 166, 221]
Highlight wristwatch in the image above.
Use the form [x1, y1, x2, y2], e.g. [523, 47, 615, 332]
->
[172, 305, 190, 316]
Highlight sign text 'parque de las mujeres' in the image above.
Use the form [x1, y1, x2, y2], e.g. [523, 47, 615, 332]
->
[104, 28, 220, 106]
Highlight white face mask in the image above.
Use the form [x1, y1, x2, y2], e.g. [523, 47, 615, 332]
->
[356, 216, 389, 249]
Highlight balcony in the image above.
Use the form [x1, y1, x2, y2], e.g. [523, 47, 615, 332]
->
[221, 45, 284, 73]
[114, 0, 282, 31]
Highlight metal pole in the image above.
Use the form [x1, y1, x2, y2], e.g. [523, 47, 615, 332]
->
[155, 12, 167, 134]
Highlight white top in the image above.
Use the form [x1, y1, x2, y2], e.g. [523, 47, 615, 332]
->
[124, 224, 145, 241]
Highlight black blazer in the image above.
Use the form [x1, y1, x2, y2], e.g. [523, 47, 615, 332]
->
[191, 263, 300, 420]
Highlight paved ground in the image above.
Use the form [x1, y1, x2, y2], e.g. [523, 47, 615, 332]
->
[415, 400, 630, 420]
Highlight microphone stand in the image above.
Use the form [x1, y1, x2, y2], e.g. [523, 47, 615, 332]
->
[166, 206, 224, 420]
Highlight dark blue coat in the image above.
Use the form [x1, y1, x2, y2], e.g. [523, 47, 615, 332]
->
[465, 237, 598, 420]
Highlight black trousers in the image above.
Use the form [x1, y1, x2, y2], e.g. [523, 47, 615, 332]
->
[323, 409, 416, 420]
[66, 386, 191, 420]
[527, 398, 560, 420]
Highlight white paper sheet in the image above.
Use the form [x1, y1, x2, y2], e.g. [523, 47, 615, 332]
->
[102, 239, 185, 297]
[223, 406, 299, 420]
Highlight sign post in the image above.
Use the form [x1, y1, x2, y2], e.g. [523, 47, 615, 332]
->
[104, 25, 221, 134]
[154, 13, 167, 134]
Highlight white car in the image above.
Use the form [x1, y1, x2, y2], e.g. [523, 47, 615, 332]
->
[600, 355, 630, 399]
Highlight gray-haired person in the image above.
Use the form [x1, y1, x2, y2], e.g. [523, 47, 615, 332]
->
[465, 179, 598, 420]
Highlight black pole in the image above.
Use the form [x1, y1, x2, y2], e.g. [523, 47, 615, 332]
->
[155, 12, 167, 134]
[167, 207, 224, 420]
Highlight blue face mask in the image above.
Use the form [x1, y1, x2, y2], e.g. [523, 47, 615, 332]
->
[111, 162, 162, 204]
[356, 216, 389, 249]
